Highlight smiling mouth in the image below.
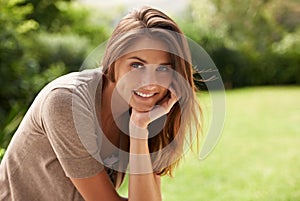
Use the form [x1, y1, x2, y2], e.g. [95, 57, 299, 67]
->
[133, 90, 156, 98]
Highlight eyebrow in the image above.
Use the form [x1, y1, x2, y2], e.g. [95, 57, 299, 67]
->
[128, 56, 172, 66]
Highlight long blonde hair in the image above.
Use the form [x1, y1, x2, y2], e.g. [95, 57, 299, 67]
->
[102, 6, 202, 176]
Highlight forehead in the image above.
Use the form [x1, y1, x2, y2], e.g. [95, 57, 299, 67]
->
[122, 49, 171, 64]
[125, 37, 169, 53]
[118, 37, 171, 63]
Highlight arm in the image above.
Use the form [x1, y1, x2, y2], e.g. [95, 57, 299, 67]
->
[69, 125, 161, 201]
[70, 171, 128, 201]
[128, 126, 162, 201]
[127, 89, 178, 201]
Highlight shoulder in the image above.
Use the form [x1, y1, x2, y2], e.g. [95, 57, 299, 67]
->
[41, 88, 76, 133]
[41, 68, 103, 111]
[43, 68, 102, 93]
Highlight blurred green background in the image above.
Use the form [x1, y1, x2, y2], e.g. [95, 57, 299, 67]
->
[0, 0, 299, 200]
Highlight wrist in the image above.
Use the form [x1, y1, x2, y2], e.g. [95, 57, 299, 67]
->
[129, 120, 149, 140]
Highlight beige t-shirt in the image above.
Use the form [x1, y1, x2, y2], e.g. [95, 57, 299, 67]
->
[0, 68, 125, 200]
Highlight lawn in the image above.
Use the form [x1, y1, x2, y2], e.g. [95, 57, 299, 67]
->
[119, 86, 300, 201]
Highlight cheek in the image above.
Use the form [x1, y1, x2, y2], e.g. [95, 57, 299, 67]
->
[116, 79, 133, 103]
[115, 71, 142, 103]
[156, 74, 173, 88]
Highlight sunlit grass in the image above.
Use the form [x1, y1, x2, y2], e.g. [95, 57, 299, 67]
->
[161, 86, 300, 201]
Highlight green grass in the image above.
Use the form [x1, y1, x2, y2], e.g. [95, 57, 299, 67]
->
[118, 86, 300, 201]
[161, 86, 300, 201]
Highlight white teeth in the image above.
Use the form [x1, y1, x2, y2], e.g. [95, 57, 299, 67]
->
[134, 91, 155, 98]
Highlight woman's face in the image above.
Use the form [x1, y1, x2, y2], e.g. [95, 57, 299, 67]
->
[113, 37, 174, 112]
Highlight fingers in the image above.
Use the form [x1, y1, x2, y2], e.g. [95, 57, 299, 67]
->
[149, 91, 179, 122]
[163, 84, 180, 109]
[149, 105, 167, 122]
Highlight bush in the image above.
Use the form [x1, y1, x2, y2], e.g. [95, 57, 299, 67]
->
[34, 32, 91, 71]
[179, 0, 300, 89]
[0, 0, 111, 151]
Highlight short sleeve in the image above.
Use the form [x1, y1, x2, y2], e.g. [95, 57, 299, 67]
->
[41, 88, 104, 178]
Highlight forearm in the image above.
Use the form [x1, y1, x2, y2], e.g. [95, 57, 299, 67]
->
[128, 139, 162, 201]
[128, 127, 162, 201]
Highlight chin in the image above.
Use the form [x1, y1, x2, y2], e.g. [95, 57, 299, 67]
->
[130, 103, 154, 112]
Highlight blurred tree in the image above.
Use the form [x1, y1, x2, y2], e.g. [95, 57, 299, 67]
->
[0, 0, 111, 153]
[179, 0, 300, 87]
[0, 0, 38, 150]
[18, 0, 71, 29]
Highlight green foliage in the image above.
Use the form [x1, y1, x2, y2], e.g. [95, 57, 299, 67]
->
[0, 148, 5, 161]
[17, 0, 72, 31]
[0, 0, 33, 140]
[0, 0, 111, 150]
[33, 32, 90, 71]
[179, 0, 300, 88]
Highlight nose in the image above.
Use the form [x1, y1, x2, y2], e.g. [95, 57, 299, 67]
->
[141, 67, 157, 86]
[140, 84, 158, 91]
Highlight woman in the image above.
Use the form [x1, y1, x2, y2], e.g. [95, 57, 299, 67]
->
[0, 6, 201, 201]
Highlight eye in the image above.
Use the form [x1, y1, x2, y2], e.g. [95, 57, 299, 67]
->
[156, 65, 171, 72]
[130, 62, 144, 69]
